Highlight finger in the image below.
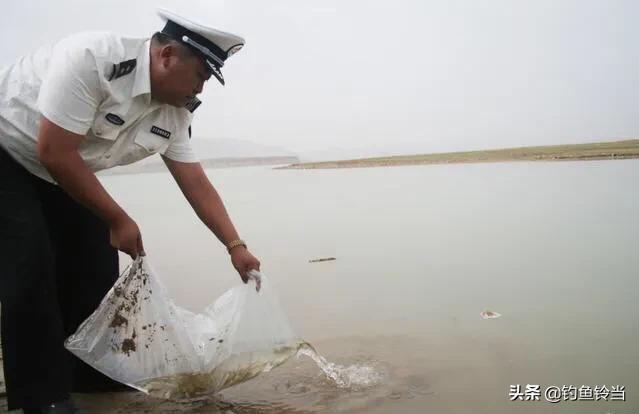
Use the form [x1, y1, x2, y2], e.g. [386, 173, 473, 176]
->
[239, 269, 248, 283]
[109, 231, 118, 249]
[137, 234, 146, 257]
[246, 259, 259, 271]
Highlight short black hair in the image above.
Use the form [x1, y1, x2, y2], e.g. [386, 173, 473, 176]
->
[151, 32, 200, 61]
[151, 31, 175, 45]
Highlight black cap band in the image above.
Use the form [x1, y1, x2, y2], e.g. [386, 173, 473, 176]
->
[161, 20, 227, 67]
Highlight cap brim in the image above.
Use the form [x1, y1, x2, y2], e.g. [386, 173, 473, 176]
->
[205, 60, 225, 86]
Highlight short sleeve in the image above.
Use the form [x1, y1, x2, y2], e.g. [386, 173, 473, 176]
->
[162, 126, 199, 163]
[37, 39, 102, 136]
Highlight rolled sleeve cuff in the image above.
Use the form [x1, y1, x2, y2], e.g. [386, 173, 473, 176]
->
[161, 144, 199, 163]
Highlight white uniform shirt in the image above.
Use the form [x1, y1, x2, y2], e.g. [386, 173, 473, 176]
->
[0, 31, 199, 184]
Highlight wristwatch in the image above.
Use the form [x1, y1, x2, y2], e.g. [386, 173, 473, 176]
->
[226, 239, 247, 254]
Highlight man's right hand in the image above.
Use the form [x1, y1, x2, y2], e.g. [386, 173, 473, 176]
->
[108, 214, 145, 258]
[37, 117, 144, 259]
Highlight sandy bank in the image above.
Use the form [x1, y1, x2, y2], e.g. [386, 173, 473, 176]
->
[280, 139, 639, 170]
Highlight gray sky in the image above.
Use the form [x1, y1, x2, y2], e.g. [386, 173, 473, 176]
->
[3, 0, 639, 156]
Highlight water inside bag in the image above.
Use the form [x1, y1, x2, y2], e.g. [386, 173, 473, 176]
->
[138, 342, 384, 400]
[65, 257, 312, 399]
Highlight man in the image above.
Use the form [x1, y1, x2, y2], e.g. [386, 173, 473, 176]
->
[0, 8, 260, 413]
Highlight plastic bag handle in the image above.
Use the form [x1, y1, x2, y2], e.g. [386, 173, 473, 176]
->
[247, 269, 262, 292]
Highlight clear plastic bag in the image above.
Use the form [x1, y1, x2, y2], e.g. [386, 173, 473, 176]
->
[65, 257, 303, 400]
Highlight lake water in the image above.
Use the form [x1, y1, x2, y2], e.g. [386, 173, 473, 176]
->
[79, 160, 638, 413]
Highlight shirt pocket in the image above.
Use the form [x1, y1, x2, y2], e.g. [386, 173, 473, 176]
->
[134, 129, 171, 154]
[90, 111, 124, 141]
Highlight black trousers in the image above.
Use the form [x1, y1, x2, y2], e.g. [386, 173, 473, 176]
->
[0, 147, 125, 410]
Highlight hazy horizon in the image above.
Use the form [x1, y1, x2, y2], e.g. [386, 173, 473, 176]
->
[3, 1, 638, 157]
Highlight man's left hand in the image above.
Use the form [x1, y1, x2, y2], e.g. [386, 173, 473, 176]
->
[230, 247, 261, 283]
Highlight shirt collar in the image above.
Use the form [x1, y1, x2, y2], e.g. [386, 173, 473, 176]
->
[131, 39, 152, 101]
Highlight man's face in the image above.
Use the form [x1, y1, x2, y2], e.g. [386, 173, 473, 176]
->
[153, 44, 212, 107]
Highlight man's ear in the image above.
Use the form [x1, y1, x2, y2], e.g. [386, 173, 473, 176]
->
[159, 44, 174, 59]
[157, 44, 177, 70]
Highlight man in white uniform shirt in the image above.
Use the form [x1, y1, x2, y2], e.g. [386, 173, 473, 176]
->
[0, 9, 260, 413]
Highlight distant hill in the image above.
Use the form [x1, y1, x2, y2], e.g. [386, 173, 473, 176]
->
[100, 155, 300, 176]
[98, 138, 299, 176]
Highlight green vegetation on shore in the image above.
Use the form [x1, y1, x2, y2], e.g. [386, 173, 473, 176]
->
[280, 139, 639, 170]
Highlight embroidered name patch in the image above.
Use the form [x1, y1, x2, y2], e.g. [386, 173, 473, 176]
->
[105, 113, 124, 126]
[150, 126, 171, 139]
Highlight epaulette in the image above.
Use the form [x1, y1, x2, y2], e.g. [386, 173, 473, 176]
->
[185, 97, 202, 113]
[108, 58, 137, 81]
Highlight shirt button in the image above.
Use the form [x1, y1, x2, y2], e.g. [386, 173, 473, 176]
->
[95, 129, 103, 136]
